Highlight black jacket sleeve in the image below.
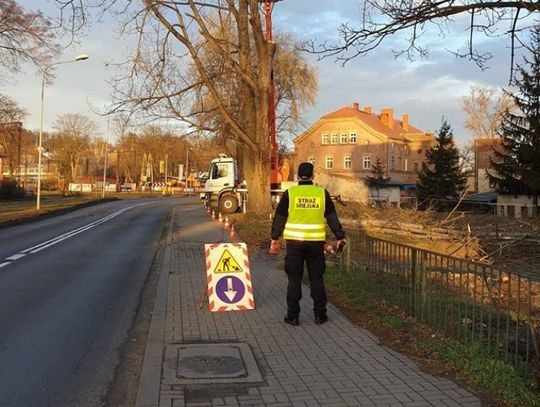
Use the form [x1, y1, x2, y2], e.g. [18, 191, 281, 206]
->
[271, 190, 289, 240]
[324, 190, 346, 240]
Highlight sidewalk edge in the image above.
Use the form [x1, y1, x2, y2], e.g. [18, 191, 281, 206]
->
[135, 206, 175, 407]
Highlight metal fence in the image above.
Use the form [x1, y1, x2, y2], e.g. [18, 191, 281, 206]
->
[340, 229, 540, 375]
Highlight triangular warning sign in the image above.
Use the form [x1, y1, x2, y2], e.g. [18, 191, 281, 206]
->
[214, 249, 243, 273]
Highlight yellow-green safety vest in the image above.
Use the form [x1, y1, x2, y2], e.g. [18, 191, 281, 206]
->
[283, 185, 326, 241]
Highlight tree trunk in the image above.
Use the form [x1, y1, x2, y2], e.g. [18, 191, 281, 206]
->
[243, 147, 271, 214]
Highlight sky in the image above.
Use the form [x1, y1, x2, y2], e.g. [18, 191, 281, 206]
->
[1, 1, 522, 144]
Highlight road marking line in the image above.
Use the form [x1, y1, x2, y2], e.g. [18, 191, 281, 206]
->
[2, 203, 150, 267]
[6, 254, 25, 260]
[20, 207, 130, 254]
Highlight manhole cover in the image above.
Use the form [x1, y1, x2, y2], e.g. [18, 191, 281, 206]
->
[164, 342, 263, 385]
[178, 345, 246, 378]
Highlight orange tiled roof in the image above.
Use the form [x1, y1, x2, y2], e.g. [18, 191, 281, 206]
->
[321, 106, 425, 141]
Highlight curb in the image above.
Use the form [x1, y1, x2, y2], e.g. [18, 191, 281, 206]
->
[135, 206, 175, 407]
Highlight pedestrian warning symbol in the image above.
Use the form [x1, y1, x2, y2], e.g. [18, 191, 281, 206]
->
[214, 249, 242, 273]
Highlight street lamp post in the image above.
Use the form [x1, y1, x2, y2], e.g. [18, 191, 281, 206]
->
[36, 54, 89, 210]
[102, 115, 110, 199]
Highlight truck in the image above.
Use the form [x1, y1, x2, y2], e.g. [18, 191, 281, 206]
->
[202, 154, 292, 214]
[202, 154, 247, 214]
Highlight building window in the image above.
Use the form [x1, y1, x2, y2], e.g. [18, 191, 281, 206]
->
[325, 156, 333, 169]
[322, 134, 329, 144]
[308, 156, 315, 165]
[363, 156, 371, 170]
[391, 156, 395, 170]
[404, 158, 408, 171]
[330, 134, 338, 144]
[414, 162, 419, 172]
[350, 132, 357, 144]
[340, 133, 348, 144]
[344, 156, 352, 169]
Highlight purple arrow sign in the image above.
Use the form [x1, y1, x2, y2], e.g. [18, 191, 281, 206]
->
[215, 275, 246, 304]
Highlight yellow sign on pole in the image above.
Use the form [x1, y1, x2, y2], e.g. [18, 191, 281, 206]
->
[159, 160, 165, 173]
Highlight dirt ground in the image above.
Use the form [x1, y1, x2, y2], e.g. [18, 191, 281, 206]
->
[333, 201, 540, 280]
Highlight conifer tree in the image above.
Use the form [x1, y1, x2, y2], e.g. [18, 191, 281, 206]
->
[416, 120, 467, 209]
[365, 158, 390, 190]
[488, 24, 540, 214]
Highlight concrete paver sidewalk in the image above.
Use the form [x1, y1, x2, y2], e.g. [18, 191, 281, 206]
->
[136, 200, 482, 407]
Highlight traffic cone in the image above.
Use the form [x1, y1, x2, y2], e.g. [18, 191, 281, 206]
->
[211, 210, 215, 219]
[218, 212, 223, 223]
[229, 224, 237, 240]
[224, 217, 230, 229]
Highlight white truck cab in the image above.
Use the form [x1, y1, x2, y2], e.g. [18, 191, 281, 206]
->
[203, 154, 245, 213]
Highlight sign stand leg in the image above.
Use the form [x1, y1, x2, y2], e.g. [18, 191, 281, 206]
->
[199, 286, 208, 310]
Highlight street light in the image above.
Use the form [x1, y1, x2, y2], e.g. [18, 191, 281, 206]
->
[36, 54, 89, 210]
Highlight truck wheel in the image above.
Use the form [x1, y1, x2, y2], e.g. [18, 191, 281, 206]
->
[219, 194, 239, 214]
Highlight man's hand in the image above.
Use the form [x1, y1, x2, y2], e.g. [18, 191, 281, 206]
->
[268, 239, 281, 255]
[336, 239, 347, 253]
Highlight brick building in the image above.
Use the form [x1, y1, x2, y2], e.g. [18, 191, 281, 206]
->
[294, 103, 434, 201]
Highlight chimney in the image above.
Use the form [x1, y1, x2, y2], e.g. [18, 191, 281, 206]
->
[380, 108, 394, 129]
[364, 106, 372, 114]
[402, 114, 409, 131]
[352, 102, 359, 110]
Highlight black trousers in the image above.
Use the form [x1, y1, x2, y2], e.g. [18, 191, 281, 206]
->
[284, 240, 327, 318]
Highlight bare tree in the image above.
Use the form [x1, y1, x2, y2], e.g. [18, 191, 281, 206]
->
[0, 93, 26, 176]
[461, 85, 513, 139]
[303, 0, 539, 82]
[50, 113, 96, 185]
[273, 33, 318, 145]
[102, 1, 278, 213]
[0, 0, 60, 75]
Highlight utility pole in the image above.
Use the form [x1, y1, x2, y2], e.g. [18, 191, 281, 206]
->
[165, 154, 168, 184]
[102, 116, 109, 198]
[260, 0, 281, 190]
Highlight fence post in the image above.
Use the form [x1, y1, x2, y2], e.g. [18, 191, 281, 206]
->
[342, 238, 351, 274]
[411, 248, 417, 317]
[420, 251, 428, 322]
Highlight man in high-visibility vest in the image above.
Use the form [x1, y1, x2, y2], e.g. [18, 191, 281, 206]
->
[270, 162, 346, 326]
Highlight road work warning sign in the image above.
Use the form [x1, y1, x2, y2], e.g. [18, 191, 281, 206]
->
[214, 249, 242, 273]
[204, 243, 254, 312]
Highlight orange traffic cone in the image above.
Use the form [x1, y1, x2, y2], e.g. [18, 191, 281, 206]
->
[229, 224, 237, 240]
[211, 210, 216, 219]
[218, 213, 223, 223]
[224, 217, 230, 229]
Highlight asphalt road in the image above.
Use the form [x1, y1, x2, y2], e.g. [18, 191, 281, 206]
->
[0, 197, 181, 407]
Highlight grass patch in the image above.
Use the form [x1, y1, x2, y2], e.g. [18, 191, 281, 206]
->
[420, 338, 540, 406]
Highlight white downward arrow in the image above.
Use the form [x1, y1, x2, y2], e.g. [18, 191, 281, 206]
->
[224, 277, 237, 301]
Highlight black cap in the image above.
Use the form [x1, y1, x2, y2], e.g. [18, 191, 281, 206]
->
[298, 162, 314, 180]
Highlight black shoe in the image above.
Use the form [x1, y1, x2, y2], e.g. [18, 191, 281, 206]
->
[314, 315, 328, 325]
[284, 316, 299, 326]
